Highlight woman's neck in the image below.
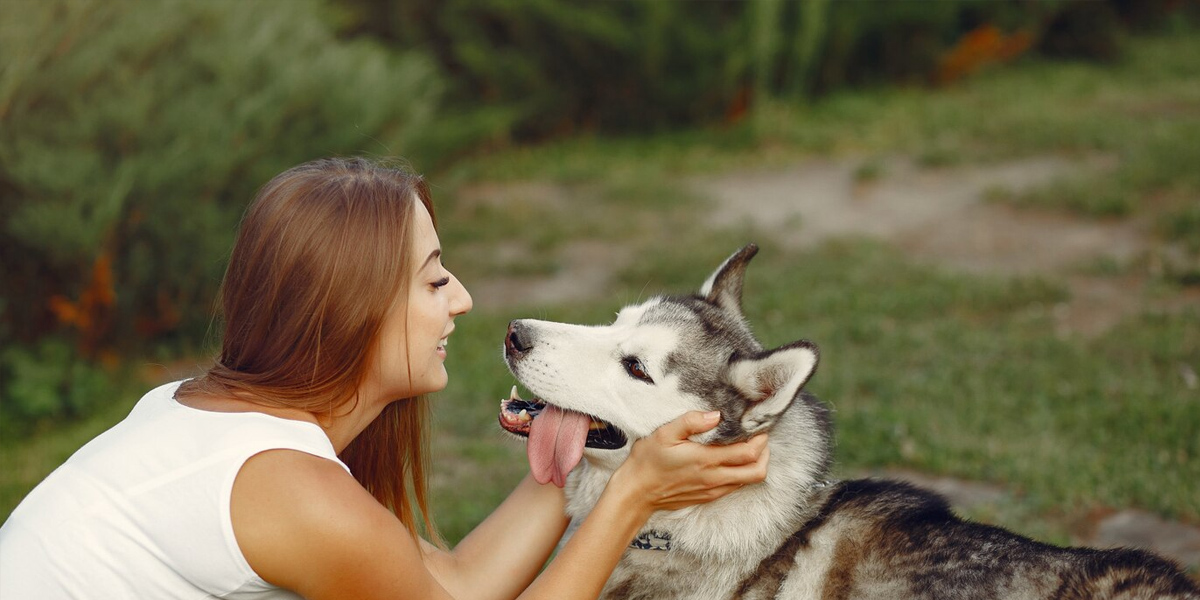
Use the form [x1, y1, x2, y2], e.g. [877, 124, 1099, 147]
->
[319, 395, 389, 454]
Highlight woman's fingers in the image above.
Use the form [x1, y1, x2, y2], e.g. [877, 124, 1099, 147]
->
[654, 446, 771, 508]
[674, 447, 770, 509]
[654, 483, 745, 510]
[725, 443, 769, 484]
[653, 412, 768, 465]
[715, 434, 769, 466]
[654, 410, 721, 443]
[616, 412, 773, 513]
[702, 441, 770, 488]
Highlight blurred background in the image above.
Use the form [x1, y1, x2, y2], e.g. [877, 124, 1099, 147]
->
[1, 0, 1198, 570]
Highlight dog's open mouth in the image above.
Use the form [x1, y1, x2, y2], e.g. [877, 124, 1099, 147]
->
[498, 387, 627, 451]
[498, 386, 628, 487]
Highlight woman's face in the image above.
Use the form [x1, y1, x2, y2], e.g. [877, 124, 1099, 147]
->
[372, 200, 472, 400]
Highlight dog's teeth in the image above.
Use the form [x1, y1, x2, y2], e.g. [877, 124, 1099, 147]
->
[518, 409, 531, 422]
[509, 385, 520, 401]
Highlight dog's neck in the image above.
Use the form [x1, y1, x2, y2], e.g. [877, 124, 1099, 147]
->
[565, 395, 834, 563]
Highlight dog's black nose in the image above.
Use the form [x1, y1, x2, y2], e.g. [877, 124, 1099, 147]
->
[506, 321, 534, 357]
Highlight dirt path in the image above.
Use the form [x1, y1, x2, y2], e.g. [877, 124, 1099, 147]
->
[473, 154, 1196, 337]
[694, 154, 1197, 338]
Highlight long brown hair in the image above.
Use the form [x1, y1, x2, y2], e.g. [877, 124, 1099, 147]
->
[176, 157, 438, 540]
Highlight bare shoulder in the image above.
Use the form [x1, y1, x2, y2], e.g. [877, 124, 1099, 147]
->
[231, 449, 448, 600]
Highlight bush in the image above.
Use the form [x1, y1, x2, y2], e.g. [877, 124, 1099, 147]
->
[332, 0, 1171, 139]
[0, 338, 111, 439]
[336, 0, 756, 136]
[0, 0, 446, 430]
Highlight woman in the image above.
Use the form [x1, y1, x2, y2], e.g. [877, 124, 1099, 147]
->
[0, 157, 769, 599]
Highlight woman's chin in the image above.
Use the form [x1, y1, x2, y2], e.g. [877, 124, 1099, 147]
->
[413, 368, 449, 396]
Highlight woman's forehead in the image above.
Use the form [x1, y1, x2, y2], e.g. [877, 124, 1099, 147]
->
[411, 201, 441, 260]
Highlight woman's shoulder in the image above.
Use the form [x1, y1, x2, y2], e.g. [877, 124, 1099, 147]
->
[232, 449, 378, 541]
[229, 449, 438, 598]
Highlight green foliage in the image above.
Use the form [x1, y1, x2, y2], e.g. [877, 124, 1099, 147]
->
[817, 1, 966, 90]
[334, 0, 1171, 141]
[338, 0, 753, 136]
[1159, 204, 1200, 286]
[1161, 205, 1200, 253]
[0, 338, 111, 438]
[988, 175, 1135, 218]
[0, 0, 449, 432]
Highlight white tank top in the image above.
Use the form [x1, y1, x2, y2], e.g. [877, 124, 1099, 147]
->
[0, 380, 351, 599]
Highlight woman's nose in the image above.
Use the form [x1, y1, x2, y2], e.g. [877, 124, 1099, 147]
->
[452, 275, 473, 316]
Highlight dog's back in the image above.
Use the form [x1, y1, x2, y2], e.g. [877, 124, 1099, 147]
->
[600, 478, 1198, 600]
[747, 479, 1199, 600]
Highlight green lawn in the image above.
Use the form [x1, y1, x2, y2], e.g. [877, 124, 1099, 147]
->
[3, 32, 1198, 557]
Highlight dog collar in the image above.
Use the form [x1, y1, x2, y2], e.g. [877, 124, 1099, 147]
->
[627, 481, 835, 553]
[630, 529, 672, 551]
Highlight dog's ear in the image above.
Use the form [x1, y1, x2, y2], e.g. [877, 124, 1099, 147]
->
[700, 243, 758, 315]
[728, 341, 818, 436]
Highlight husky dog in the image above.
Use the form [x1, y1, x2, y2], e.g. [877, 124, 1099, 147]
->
[498, 244, 1198, 600]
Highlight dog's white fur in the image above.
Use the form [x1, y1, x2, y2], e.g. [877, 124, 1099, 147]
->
[506, 254, 828, 596]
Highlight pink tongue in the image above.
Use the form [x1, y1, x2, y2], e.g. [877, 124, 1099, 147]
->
[527, 405, 590, 487]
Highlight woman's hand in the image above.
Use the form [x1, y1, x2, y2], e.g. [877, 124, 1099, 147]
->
[499, 412, 767, 600]
[610, 411, 769, 514]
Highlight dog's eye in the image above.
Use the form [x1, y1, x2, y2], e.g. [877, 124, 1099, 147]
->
[622, 357, 654, 383]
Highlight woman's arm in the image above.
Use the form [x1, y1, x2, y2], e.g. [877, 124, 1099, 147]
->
[419, 474, 568, 599]
[421, 411, 770, 600]
[232, 412, 766, 600]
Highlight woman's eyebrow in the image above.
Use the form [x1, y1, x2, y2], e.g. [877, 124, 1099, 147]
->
[420, 248, 442, 271]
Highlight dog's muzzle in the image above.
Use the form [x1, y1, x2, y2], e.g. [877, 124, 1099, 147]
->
[498, 386, 628, 450]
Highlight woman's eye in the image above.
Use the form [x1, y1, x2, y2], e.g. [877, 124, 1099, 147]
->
[622, 357, 653, 383]
[432, 276, 451, 289]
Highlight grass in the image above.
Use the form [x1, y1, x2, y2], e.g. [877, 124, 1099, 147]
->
[1162, 205, 1200, 253]
[3, 31, 1199, 560]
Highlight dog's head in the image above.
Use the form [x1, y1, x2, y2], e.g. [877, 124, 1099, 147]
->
[499, 243, 819, 487]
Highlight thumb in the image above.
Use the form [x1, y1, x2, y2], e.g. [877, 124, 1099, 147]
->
[658, 411, 721, 441]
